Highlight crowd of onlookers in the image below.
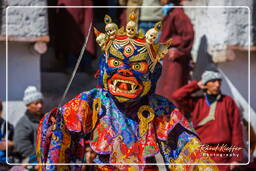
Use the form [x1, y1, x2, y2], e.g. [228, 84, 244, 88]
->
[0, 86, 43, 170]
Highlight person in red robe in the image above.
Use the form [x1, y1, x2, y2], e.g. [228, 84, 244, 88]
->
[54, 0, 96, 73]
[156, 0, 194, 103]
[172, 70, 244, 171]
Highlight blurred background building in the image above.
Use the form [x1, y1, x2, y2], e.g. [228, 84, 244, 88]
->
[0, 0, 49, 125]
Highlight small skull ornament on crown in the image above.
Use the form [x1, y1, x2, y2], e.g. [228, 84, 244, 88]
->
[94, 11, 172, 72]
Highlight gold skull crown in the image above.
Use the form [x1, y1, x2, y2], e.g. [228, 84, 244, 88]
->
[94, 12, 172, 72]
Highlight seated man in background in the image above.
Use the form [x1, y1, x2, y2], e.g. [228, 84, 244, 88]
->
[172, 70, 244, 170]
[14, 86, 44, 164]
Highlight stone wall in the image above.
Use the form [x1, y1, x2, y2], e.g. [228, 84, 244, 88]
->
[1, 0, 48, 37]
[183, 0, 254, 63]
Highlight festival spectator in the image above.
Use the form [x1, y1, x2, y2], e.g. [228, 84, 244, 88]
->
[156, 0, 194, 103]
[118, 0, 163, 34]
[138, 0, 163, 34]
[14, 86, 44, 164]
[85, 143, 96, 164]
[54, 0, 96, 74]
[172, 70, 244, 170]
[81, 142, 97, 171]
[118, 0, 141, 27]
[0, 100, 14, 169]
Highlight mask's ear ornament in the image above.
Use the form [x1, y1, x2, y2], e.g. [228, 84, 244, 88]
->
[94, 27, 107, 51]
[145, 22, 161, 44]
[150, 38, 172, 72]
[104, 15, 118, 40]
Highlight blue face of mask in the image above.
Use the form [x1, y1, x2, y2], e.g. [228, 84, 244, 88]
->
[162, 2, 174, 16]
[97, 42, 162, 103]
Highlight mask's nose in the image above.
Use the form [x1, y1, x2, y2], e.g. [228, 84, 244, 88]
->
[118, 69, 133, 76]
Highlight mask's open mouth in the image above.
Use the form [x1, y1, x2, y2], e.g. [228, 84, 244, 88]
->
[108, 75, 143, 99]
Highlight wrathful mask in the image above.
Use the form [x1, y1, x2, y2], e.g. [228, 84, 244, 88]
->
[95, 12, 172, 103]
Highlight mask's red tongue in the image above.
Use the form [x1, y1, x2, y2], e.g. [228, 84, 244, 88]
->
[119, 82, 129, 90]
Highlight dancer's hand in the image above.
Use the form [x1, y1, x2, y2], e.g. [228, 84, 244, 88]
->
[169, 49, 178, 61]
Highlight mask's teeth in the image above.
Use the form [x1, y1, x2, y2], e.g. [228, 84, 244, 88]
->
[131, 84, 135, 91]
[113, 80, 118, 88]
[130, 88, 136, 93]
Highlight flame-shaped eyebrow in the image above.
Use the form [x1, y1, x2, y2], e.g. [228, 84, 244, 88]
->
[109, 46, 125, 59]
[129, 52, 148, 62]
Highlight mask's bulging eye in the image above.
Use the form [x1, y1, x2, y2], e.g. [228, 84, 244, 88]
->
[113, 60, 120, 66]
[108, 57, 124, 68]
[124, 44, 134, 57]
[131, 62, 148, 73]
[133, 64, 141, 70]
[126, 48, 131, 54]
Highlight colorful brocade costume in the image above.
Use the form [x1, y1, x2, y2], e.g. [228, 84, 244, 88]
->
[36, 13, 218, 170]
